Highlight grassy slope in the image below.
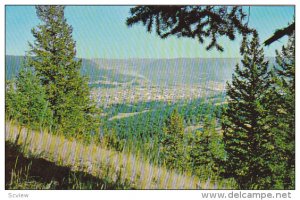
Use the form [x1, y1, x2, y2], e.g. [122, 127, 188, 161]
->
[6, 142, 132, 189]
[5, 121, 235, 189]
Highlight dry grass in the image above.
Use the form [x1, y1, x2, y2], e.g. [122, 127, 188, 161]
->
[5, 121, 233, 189]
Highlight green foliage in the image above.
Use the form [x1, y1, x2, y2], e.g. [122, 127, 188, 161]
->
[187, 115, 225, 179]
[221, 31, 275, 189]
[164, 108, 184, 136]
[160, 108, 185, 171]
[221, 30, 295, 189]
[101, 128, 126, 152]
[6, 67, 53, 129]
[26, 6, 100, 139]
[100, 99, 226, 177]
[102, 99, 221, 142]
[158, 109, 225, 180]
[8, 5, 296, 190]
[126, 6, 253, 52]
[265, 32, 295, 189]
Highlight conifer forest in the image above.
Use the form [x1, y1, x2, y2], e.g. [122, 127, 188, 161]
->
[5, 5, 295, 190]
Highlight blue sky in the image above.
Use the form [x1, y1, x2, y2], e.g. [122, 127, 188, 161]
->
[6, 6, 294, 59]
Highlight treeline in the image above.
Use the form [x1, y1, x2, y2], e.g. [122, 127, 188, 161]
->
[6, 6, 100, 141]
[155, 31, 295, 189]
[5, 5, 295, 190]
[221, 31, 295, 189]
[126, 6, 295, 189]
[98, 98, 223, 166]
[159, 109, 224, 180]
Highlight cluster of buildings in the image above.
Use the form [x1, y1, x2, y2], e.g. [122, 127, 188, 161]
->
[90, 81, 225, 106]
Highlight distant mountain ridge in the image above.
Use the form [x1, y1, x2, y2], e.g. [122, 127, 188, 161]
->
[91, 57, 240, 86]
[5, 55, 276, 86]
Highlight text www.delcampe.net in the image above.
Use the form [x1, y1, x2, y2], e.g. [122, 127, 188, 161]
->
[201, 191, 292, 199]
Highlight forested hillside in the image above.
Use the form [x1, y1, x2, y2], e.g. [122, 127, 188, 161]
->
[5, 5, 295, 190]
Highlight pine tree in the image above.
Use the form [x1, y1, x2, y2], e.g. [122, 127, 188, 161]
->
[6, 67, 53, 128]
[221, 31, 274, 189]
[266, 32, 295, 189]
[188, 115, 224, 179]
[160, 108, 184, 171]
[264, 21, 294, 46]
[188, 130, 209, 177]
[126, 6, 253, 52]
[27, 6, 99, 138]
